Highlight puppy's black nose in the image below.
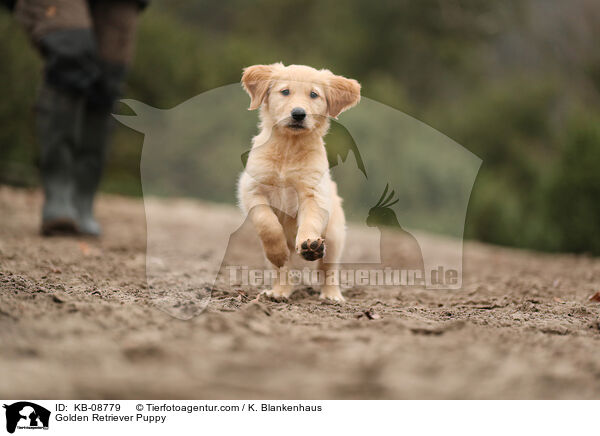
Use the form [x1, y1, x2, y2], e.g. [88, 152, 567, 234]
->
[291, 107, 306, 121]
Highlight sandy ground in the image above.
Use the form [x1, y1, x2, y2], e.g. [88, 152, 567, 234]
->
[1, 185, 600, 399]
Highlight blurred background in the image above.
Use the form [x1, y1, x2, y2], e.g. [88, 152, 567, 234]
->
[1, 0, 600, 254]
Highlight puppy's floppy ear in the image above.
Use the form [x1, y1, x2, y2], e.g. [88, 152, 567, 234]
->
[326, 73, 361, 119]
[241, 63, 280, 110]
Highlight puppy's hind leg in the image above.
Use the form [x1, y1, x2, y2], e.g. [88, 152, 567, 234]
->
[319, 200, 346, 302]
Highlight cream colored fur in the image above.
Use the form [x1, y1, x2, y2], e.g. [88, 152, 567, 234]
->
[238, 63, 360, 301]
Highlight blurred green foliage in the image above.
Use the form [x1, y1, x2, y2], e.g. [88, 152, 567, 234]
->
[1, 0, 600, 254]
[545, 115, 600, 253]
[0, 13, 40, 186]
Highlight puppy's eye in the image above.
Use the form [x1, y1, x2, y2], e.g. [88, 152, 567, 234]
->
[310, 91, 319, 99]
[280, 89, 290, 96]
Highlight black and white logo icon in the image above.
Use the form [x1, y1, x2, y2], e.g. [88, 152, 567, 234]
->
[3, 402, 50, 434]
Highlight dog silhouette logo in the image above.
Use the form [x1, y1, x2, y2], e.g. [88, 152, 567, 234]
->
[3, 402, 50, 434]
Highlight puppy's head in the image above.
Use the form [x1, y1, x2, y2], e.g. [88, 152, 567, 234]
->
[242, 63, 361, 136]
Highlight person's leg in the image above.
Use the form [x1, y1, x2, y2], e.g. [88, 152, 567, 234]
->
[15, 0, 98, 235]
[73, 0, 139, 235]
[35, 85, 83, 234]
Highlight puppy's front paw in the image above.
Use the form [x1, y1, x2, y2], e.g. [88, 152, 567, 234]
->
[319, 286, 345, 302]
[297, 238, 325, 261]
[261, 287, 291, 302]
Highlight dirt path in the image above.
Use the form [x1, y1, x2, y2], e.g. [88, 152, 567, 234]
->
[1, 186, 600, 399]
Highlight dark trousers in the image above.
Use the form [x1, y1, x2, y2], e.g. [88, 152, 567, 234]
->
[14, 0, 140, 234]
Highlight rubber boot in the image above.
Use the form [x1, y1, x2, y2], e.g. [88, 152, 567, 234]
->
[73, 61, 127, 236]
[72, 104, 112, 236]
[37, 85, 84, 236]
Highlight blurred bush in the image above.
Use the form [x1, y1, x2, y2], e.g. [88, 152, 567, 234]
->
[545, 115, 600, 254]
[0, 10, 40, 185]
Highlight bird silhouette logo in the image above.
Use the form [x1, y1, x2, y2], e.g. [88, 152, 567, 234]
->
[366, 183, 424, 271]
[366, 183, 399, 228]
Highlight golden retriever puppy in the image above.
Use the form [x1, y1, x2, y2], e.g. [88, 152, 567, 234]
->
[238, 63, 361, 301]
